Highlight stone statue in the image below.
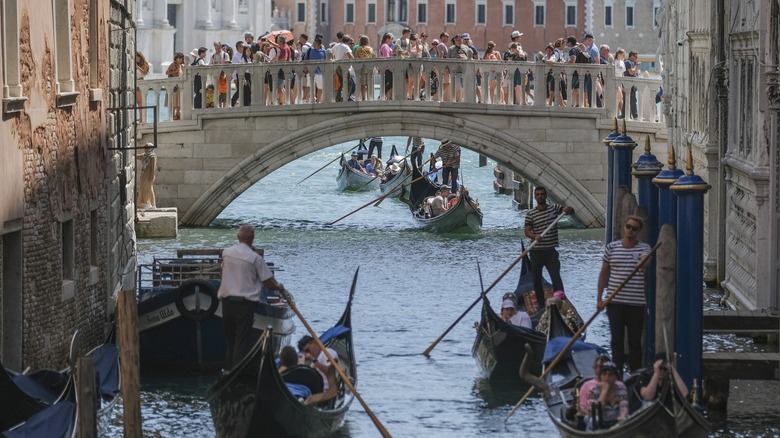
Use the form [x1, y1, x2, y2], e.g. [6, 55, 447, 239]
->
[656, 0, 668, 74]
[136, 142, 157, 209]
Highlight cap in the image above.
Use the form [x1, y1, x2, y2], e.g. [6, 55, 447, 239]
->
[244, 31, 254, 38]
[600, 361, 619, 374]
[501, 299, 516, 309]
[432, 39, 440, 45]
[439, 185, 451, 192]
[511, 31, 523, 38]
[351, 151, 359, 156]
[462, 33, 471, 40]
[584, 33, 594, 40]
[190, 48, 199, 58]
[553, 290, 567, 300]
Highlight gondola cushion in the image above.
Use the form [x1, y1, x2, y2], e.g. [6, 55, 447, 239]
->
[281, 366, 324, 395]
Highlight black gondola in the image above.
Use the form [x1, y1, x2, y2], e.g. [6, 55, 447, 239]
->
[379, 145, 412, 198]
[400, 165, 483, 233]
[536, 305, 711, 438]
[206, 271, 358, 438]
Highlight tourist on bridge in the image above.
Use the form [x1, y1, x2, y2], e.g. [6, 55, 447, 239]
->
[218, 225, 285, 368]
[597, 216, 651, 375]
[523, 186, 574, 309]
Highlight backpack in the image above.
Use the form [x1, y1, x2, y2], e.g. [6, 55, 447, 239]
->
[191, 57, 200, 66]
[575, 48, 592, 64]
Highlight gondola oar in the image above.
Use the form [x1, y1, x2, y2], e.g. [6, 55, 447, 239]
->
[504, 241, 662, 422]
[328, 169, 436, 225]
[294, 143, 360, 186]
[422, 212, 568, 357]
[279, 288, 393, 438]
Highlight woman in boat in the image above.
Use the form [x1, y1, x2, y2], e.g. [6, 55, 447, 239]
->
[584, 361, 629, 430]
[298, 335, 338, 405]
[578, 354, 612, 414]
[278, 346, 300, 373]
[499, 298, 531, 328]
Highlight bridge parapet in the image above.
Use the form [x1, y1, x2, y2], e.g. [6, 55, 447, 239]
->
[138, 59, 664, 125]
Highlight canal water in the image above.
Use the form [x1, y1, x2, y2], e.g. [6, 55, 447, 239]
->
[116, 139, 778, 437]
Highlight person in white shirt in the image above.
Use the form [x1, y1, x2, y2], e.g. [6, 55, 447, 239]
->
[500, 298, 532, 329]
[298, 335, 339, 405]
[218, 225, 285, 368]
[210, 41, 231, 65]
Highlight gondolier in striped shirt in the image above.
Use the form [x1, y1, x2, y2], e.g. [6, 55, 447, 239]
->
[523, 186, 574, 308]
[433, 138, 461, 193]
[218, 224, 286, 368]
[597, 215, 651, 375]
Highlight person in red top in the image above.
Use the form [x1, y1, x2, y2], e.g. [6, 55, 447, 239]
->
[275, 35, 293, 105]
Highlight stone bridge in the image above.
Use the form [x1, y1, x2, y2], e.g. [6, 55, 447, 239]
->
[136, 58, 667, 227]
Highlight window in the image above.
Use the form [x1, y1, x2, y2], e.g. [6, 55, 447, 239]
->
[52, 0, 75, 97]
[239, 0, 248, 13]
[387, 0, 395, 21]
[534, 4, 545, 26]
[89, 0, 99, 88]
[368, 2, 377, 23]
[604, 2, 613, 27]
[503, 1, 513, 26]
[2, 0, 25, 112]
[477, 2, 486, 25]
[297, 2, 305, 22]
[345, 2, 354, 23]
[62, 219, 74, 281]
[445, 1, 456, 24]
[566, 4, 576, 26]
[626, 5, 634, 27]
[399, 0, 407, 22]
[321, 1, 328, 23]
[416, 1, 426, 24]
[654, 6, 660, 28]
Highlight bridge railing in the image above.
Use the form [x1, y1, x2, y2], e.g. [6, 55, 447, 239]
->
[137, 59, 663, 125]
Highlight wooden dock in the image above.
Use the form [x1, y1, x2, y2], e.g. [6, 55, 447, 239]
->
[703, 309, 779, 336]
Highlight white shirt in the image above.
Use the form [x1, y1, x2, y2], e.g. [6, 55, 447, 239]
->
[232, 51, 245, 64]
[217, 242, 273, 302]
[315, 348, 339, 391]
[331, 42, 353, 60]
[509, 311, 532, 329]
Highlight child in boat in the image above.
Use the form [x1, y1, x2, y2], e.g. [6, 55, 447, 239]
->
[584, 361, 629, 430]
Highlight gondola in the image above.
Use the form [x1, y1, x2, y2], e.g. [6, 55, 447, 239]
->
[400, 165, 483, 233]
[336, 143, 380, 191]
[88, 326, 121, 435]
[137, 249, 295, 371]
[471, 253, 572, 386]
[379, 145, 412, 198]
[535, 305, 711, 438]
[206, 270, 358, 438]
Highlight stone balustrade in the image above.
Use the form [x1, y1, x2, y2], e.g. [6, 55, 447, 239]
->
[137, 58, 664, 125]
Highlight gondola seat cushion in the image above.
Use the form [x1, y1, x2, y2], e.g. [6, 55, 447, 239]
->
[281, 366, 324, 395]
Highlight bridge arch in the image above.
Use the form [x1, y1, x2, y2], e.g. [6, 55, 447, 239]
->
[181, 111, 606, 227]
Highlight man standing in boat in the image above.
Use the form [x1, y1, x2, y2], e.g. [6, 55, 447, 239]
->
[597, 216, 651, 375]
[218, 224, 285, 368]
[523, 186, 574, 310]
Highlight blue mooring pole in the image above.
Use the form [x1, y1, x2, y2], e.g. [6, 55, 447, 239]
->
[602, 119, 620, 243]
[652, 146, 684, 230]
[670, 147, 711, 402]
[632, 137, 663, 366]
[609, 120, 638, 240]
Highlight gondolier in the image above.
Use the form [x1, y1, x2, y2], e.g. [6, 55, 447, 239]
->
[218, 224, 285, 368]
[433, 138, 461, 193]
[523, 187, 574, 309]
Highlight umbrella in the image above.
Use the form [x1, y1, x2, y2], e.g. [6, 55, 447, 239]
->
[263, 30, 294, 43]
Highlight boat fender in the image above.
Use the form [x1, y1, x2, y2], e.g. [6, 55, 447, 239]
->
[175, 279, 219, 321]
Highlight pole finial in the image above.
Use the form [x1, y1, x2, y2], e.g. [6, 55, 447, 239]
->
[612, 117, 619, 132]
[621, 119, 627, 136]
[644, 136, 651, 154]
[668, 145, 677, 169]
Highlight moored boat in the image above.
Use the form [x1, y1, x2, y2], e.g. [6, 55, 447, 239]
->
[136, 249, 295, 371]
[401, 165, 483, 233]
[206, 270, 358, 438]
[534, 305, 710, 438]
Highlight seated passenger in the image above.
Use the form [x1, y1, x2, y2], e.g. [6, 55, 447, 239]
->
[500, 298, 532, 328]
[639, 353, 688, 402]
[447, 193, 458, 208]
[370, 155, 384, 173]
[384, 163, 400, 181]
[585, 361, 629, 430]
[278, 345, 300, 373]
[578, 354, 612, 414]
[297, 335, 339, 405]
[347, 152, 367, 173]
[430, 186, 450, 217]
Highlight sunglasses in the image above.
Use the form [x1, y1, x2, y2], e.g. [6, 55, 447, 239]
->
[625, 224, 640, 231]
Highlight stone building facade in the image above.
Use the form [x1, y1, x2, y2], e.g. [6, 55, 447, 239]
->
[0, 0, 137, 369]
[661, 0, 779, 310]
[586, 0, 662, 72]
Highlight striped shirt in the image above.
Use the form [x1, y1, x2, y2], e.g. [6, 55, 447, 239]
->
[434, 142, 461, 168]
[603, 240, 651, 306]
[524, 204, 564, 249]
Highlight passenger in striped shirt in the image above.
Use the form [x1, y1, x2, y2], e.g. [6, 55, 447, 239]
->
[597, 215, 651, 375]
[523, 186, 575, 308]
